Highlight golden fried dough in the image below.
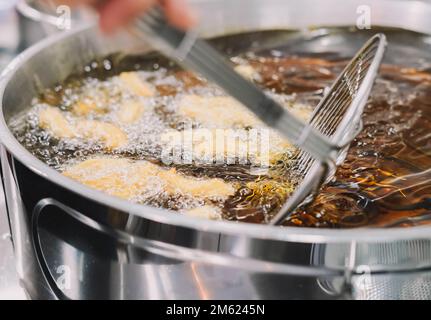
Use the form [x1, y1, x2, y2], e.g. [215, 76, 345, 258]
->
[38, 107, 76, 138]
[63, 158, 157, 199]
[183, 205, 222, 220]
[234, 64, 257, 81]
[178, 95, 260, 128]
[161, 128, 296, 166]
[159, 167, 235, 198]
[63, 157, 235, 201]
[119, 72, 155, 97]
[38, 107, 128, 149]
[72, 100, 106, 116]
[76, 120, 128, 149]
[177, 94, 311, 129]
[116, 101, 146, 124]
[162, 129, 252, 164]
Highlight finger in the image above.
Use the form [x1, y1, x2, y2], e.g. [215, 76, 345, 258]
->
[47, 0, 100, 7]
[162, 0, 197, 30]
[99, 0, 158, 34]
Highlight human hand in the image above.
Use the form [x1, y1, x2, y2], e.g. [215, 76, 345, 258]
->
[51, 0, 197, 33]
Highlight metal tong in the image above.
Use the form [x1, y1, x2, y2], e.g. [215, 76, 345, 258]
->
[130, 7, 387, 225]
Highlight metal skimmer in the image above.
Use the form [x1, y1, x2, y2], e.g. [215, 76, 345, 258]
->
[131, 7, 387, 225]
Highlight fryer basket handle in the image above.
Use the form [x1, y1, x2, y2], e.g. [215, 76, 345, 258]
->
[31, 199, 71, 300]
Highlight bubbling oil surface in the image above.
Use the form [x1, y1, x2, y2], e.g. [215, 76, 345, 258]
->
[9, 30, 431, 228]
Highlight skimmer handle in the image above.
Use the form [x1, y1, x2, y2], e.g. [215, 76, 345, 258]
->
[130, 7, 337, 162]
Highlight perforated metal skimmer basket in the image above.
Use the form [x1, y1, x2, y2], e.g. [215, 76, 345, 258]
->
[271, 34, 387, 224]
[133, 8, 387, 225]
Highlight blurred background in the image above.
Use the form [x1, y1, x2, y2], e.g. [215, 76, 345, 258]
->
[0, 0, 95, 70]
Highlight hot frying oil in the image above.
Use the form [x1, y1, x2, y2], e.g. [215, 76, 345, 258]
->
[9, 30, 431, 228]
